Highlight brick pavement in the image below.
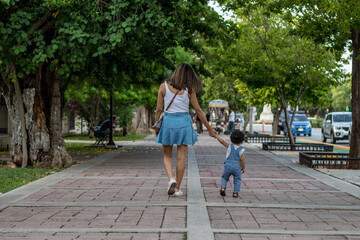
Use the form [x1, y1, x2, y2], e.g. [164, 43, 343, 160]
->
[0, 134, 360, 239]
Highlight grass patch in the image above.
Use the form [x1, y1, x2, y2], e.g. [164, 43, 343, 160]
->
[333, 147, 350, 154]
[65, 142, 116, 154]
[0, 142, 120, 194]
[0, 166, 62, 194]
[64, 132, 149, 141]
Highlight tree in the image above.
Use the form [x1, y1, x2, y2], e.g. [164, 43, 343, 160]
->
[240, 0, 360, 158]
[65, 79, 106, 130]
[331, 80, 352, 112]
[0, 0, 97, 167]
[215, 4, 344, 145]
[0, 0, 226, 167]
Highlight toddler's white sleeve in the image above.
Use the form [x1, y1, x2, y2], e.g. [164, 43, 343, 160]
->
[225, 146, 231, 159]
[238, 148, 245, 159]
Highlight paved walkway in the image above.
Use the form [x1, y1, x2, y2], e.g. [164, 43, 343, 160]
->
[1, 134, 360, 239]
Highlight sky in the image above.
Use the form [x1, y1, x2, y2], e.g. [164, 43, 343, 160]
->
[208, 1, 352, 74]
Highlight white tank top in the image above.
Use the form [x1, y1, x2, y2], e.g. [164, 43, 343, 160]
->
[164, 81, 189, 113]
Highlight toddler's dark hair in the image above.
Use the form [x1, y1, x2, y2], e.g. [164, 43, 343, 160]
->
[230, 130, 245, 144]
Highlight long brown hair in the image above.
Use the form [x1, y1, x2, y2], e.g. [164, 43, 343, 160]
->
[167, 63, 202, 93]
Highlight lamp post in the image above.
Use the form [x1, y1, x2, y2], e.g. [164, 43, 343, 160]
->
[108, 90, 116, 146]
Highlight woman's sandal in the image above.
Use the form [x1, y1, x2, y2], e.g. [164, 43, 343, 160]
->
[233, 192, 239, 198]
[220, 187, 226, 196]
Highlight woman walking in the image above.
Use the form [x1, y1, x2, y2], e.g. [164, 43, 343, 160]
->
[153, 63, 216, 196]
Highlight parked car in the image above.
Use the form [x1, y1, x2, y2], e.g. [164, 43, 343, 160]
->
[322, 112, 352, 143]
[283, 114, 312, 136]
[277, 110, 307, 134]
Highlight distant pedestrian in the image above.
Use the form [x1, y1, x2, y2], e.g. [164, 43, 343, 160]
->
[228, 109, 235, 132]
[152, 63, 216, 196]
[206, 110, 210, 122]
[193, 113, 203, 134]
[100, 115, 118, 137]
[215, 130, 246, 198]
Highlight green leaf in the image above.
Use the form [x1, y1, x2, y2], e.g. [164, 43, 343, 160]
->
[21, 32, 27, 39]
[39, 54, 46, 62]
[17, 72, 24, 78]
[125, 27, 131, 33]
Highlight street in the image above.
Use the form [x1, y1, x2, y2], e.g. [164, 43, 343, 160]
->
[251, 124, 350, 147]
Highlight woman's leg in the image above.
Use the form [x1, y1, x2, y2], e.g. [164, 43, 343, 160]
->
[163, 145, 173, 180]
[175, 144, 187, 189]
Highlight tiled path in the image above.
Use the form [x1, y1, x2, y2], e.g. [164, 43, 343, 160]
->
[0, 135, 360, 239]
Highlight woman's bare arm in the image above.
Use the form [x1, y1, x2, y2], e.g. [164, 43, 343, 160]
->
[154, 83, 165, 123]
[189, 91, 216, 137]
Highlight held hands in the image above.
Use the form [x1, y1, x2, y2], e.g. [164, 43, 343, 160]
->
[208, 128, 217, 137]
[214, 134, 221, 140]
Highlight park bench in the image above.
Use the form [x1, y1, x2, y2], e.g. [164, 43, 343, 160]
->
[90, 126, 107, 146]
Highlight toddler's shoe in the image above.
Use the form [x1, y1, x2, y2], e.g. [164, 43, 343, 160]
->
[167, 178, 177, 195]
[174, 189, 183, 196]
[220, 188, 226, 196]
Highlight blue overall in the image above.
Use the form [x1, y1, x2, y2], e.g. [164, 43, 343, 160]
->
[221, 144, 243, 192]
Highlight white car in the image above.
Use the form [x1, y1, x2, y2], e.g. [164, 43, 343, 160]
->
[322, 112, 352, 144]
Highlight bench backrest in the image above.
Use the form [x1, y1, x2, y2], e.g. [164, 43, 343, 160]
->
[91, 126, 101, 133]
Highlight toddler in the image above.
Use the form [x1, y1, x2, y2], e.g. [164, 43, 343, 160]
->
[215, 130, 246, 198]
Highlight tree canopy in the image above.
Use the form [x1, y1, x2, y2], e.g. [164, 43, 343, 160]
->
[0, 0, 229, 167]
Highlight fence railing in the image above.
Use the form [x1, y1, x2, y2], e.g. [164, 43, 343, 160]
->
[245, 134, 295, 143]
[262, 143, 333, 152]
[299, 152, 360, 169]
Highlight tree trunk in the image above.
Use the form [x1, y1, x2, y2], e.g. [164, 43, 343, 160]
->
[147, 106, 152, 128]
[272, 105, 282, 136]
[1, 62, 72, 168]
[122, 120, 128, 137]
[277, 87, 295, 146]
[50, 73, 72, 167]
[131, 106, 151, 134]
[3, 87, 53, 167]
[350, 30, 360, 161]
[12, 67, 28, 168]
[282, 106, 295, 146]
[242, 104, 249, 133]
[3, 89, 29, 167]
[87, 92, 102, 128]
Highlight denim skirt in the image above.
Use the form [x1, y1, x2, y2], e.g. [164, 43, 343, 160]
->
[156, 112, 198, 146]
